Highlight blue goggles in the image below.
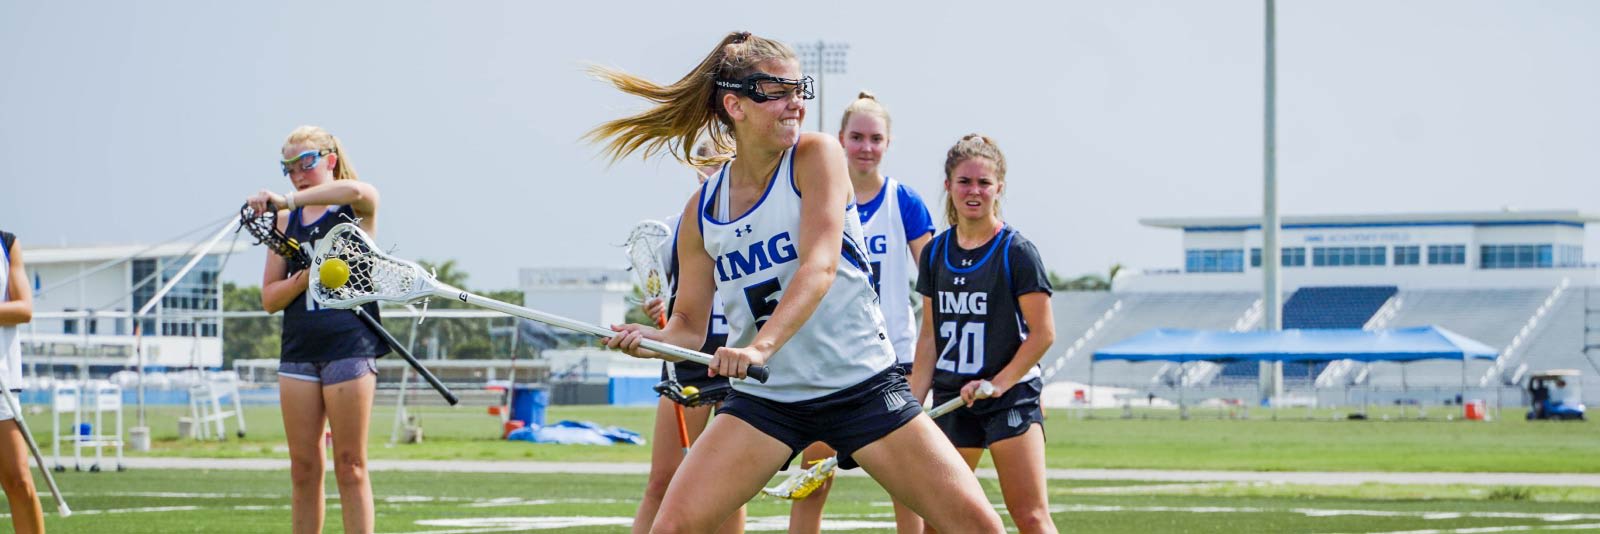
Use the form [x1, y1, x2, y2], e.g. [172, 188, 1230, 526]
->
[281, 149, 334, 176]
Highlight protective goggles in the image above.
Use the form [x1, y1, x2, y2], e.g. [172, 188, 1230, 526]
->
[280, 148, 334, 176]
[714, 73, 815, 103]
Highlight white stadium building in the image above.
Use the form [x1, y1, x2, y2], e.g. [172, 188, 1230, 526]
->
[1040, 209, 1600, 407]
[20, 241, 251, 371]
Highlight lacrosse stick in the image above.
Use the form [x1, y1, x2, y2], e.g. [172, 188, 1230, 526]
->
[0, 373, 70, 516]
[625, 220, 691, 455]
[762, 381, 995, 500]
[310, 222, 769, 382]
[237, 204, 458, 405]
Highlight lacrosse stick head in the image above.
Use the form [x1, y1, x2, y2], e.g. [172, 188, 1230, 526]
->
[761, 456, 838, 500]
[624, 220, 673, 302]
[238, 203, 310, 272]
[653, 380, 731, 408]
[309, 222, 437, 308]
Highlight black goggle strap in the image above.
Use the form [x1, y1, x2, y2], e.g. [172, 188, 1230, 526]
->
[714, 75, 815, 102]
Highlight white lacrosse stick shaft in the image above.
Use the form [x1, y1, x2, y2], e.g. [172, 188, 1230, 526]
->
[312, 223, 768, 382]
[0, 374, 70, 516]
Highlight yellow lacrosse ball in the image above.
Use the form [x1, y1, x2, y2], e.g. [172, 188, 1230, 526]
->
[320, 258, 351, 289]
[681, 385, 700, 398]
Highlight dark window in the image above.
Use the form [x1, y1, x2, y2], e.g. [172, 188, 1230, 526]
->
[1186, 249, 1244, 273]
[1427, 244, 1466, 265]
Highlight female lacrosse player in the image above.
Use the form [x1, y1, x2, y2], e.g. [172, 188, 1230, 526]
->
[790, 91, 936, 534]
[594, 31, 1003, 533]
[246, 126, 387, 534]
[632, 141, 745, 534]
[911, 134, 1057, 534]
[0, 230, 44, 534]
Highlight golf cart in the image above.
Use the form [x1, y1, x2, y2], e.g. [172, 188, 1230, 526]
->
[1526, 369, 1586, 421]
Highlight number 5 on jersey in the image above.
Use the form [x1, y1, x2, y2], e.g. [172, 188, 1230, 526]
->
[743, 278, 783, 330]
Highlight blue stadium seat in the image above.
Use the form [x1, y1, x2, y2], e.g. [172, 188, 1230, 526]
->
[1219, 286, 1399, 383]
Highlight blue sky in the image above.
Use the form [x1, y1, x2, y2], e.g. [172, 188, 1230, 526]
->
[3, 1, 1597, 289]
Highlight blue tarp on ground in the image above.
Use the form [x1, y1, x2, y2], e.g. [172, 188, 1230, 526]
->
[505, 420, 645, 446]
[1093, 326, 1498, 363]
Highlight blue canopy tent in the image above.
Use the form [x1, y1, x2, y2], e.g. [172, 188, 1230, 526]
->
[1091, 326, 1498, 416]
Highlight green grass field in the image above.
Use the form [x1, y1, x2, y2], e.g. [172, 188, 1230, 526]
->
[11, 403, 1600, 532]
[106, 404, 1600, 473]
[18, 469, 1600, 533]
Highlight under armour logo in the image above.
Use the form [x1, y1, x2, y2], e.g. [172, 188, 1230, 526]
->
[307, 226, 321, 236]
[954, 277, 966, 285]
[960, 259, 973, 266]
[1007, 409, 1023, 428]
[883, 391, 908, 411]
[734, 224, 754, 238]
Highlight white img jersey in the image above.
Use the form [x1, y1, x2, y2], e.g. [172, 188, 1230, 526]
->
[859, 178, 920, 364]
[0, 243, 21, 388]
[698, 146, 896, 402]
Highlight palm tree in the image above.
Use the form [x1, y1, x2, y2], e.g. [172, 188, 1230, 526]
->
[409, 259, 480, 359]
[1048, 263, 1124, 292]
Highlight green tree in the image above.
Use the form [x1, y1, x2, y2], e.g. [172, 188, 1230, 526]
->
[384, 259, 526, 359]
[222, 282, 278, 365]
[1048, 263, 1124, 292]
[623, 285, 655, 326]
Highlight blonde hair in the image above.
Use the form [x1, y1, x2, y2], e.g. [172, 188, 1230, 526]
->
[941, 133, 1007, 227]
[282, 125, 358, 181]
[586, 31, 796, 168]
[838, 90, 891, 134]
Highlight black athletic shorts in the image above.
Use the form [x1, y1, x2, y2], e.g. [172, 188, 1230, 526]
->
[718, 365, 921, 470]
[932, 377, 1046, 448]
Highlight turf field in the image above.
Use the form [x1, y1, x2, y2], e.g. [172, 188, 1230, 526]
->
[14, 403, 1597, 532]
[110, 404, 1600, 473]
[15, 469, 1600, 533]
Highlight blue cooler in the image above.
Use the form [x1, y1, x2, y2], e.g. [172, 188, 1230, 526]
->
[510, 386, 548, 427]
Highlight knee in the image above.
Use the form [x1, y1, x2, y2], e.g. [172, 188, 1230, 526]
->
[332, 450, 368, 483]
[0, 472, 35, 496]
[289, 456, 324, 487]
[1010, 508, 1056, 534]
[641, 471, 673, 502]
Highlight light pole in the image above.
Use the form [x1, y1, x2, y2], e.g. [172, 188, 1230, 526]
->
[1261, 0, 1284, 407]
[796, 40, 849, 132]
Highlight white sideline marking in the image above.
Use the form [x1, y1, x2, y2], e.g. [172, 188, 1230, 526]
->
[113, 458, 1600, 487]
[67, 491, 269, 499]
[1049, 504, 1600, 522]
[465, 497, 627, 508]
[68, 506, 203, 516]
[398, 516, 897, 533]
[1329, 523, 1600, 534]
[1060, 482, 1233, 494]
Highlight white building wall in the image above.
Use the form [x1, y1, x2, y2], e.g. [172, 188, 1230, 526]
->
[1120, 264, 1600, 293]
[1133, 220, 1600, 294]
[519, 268, 633, 328]
[29, 263, 132, 335]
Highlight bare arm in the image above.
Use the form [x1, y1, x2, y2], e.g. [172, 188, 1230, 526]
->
[910, 295, 938, 403]
[607, 194, 711, 361]
[989, 292, 1055, 394]
[907, 232, 932, 267]
[249, 180, 381, 235]
[0, 242, 33, 326]
[742, 132, 850, 361]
